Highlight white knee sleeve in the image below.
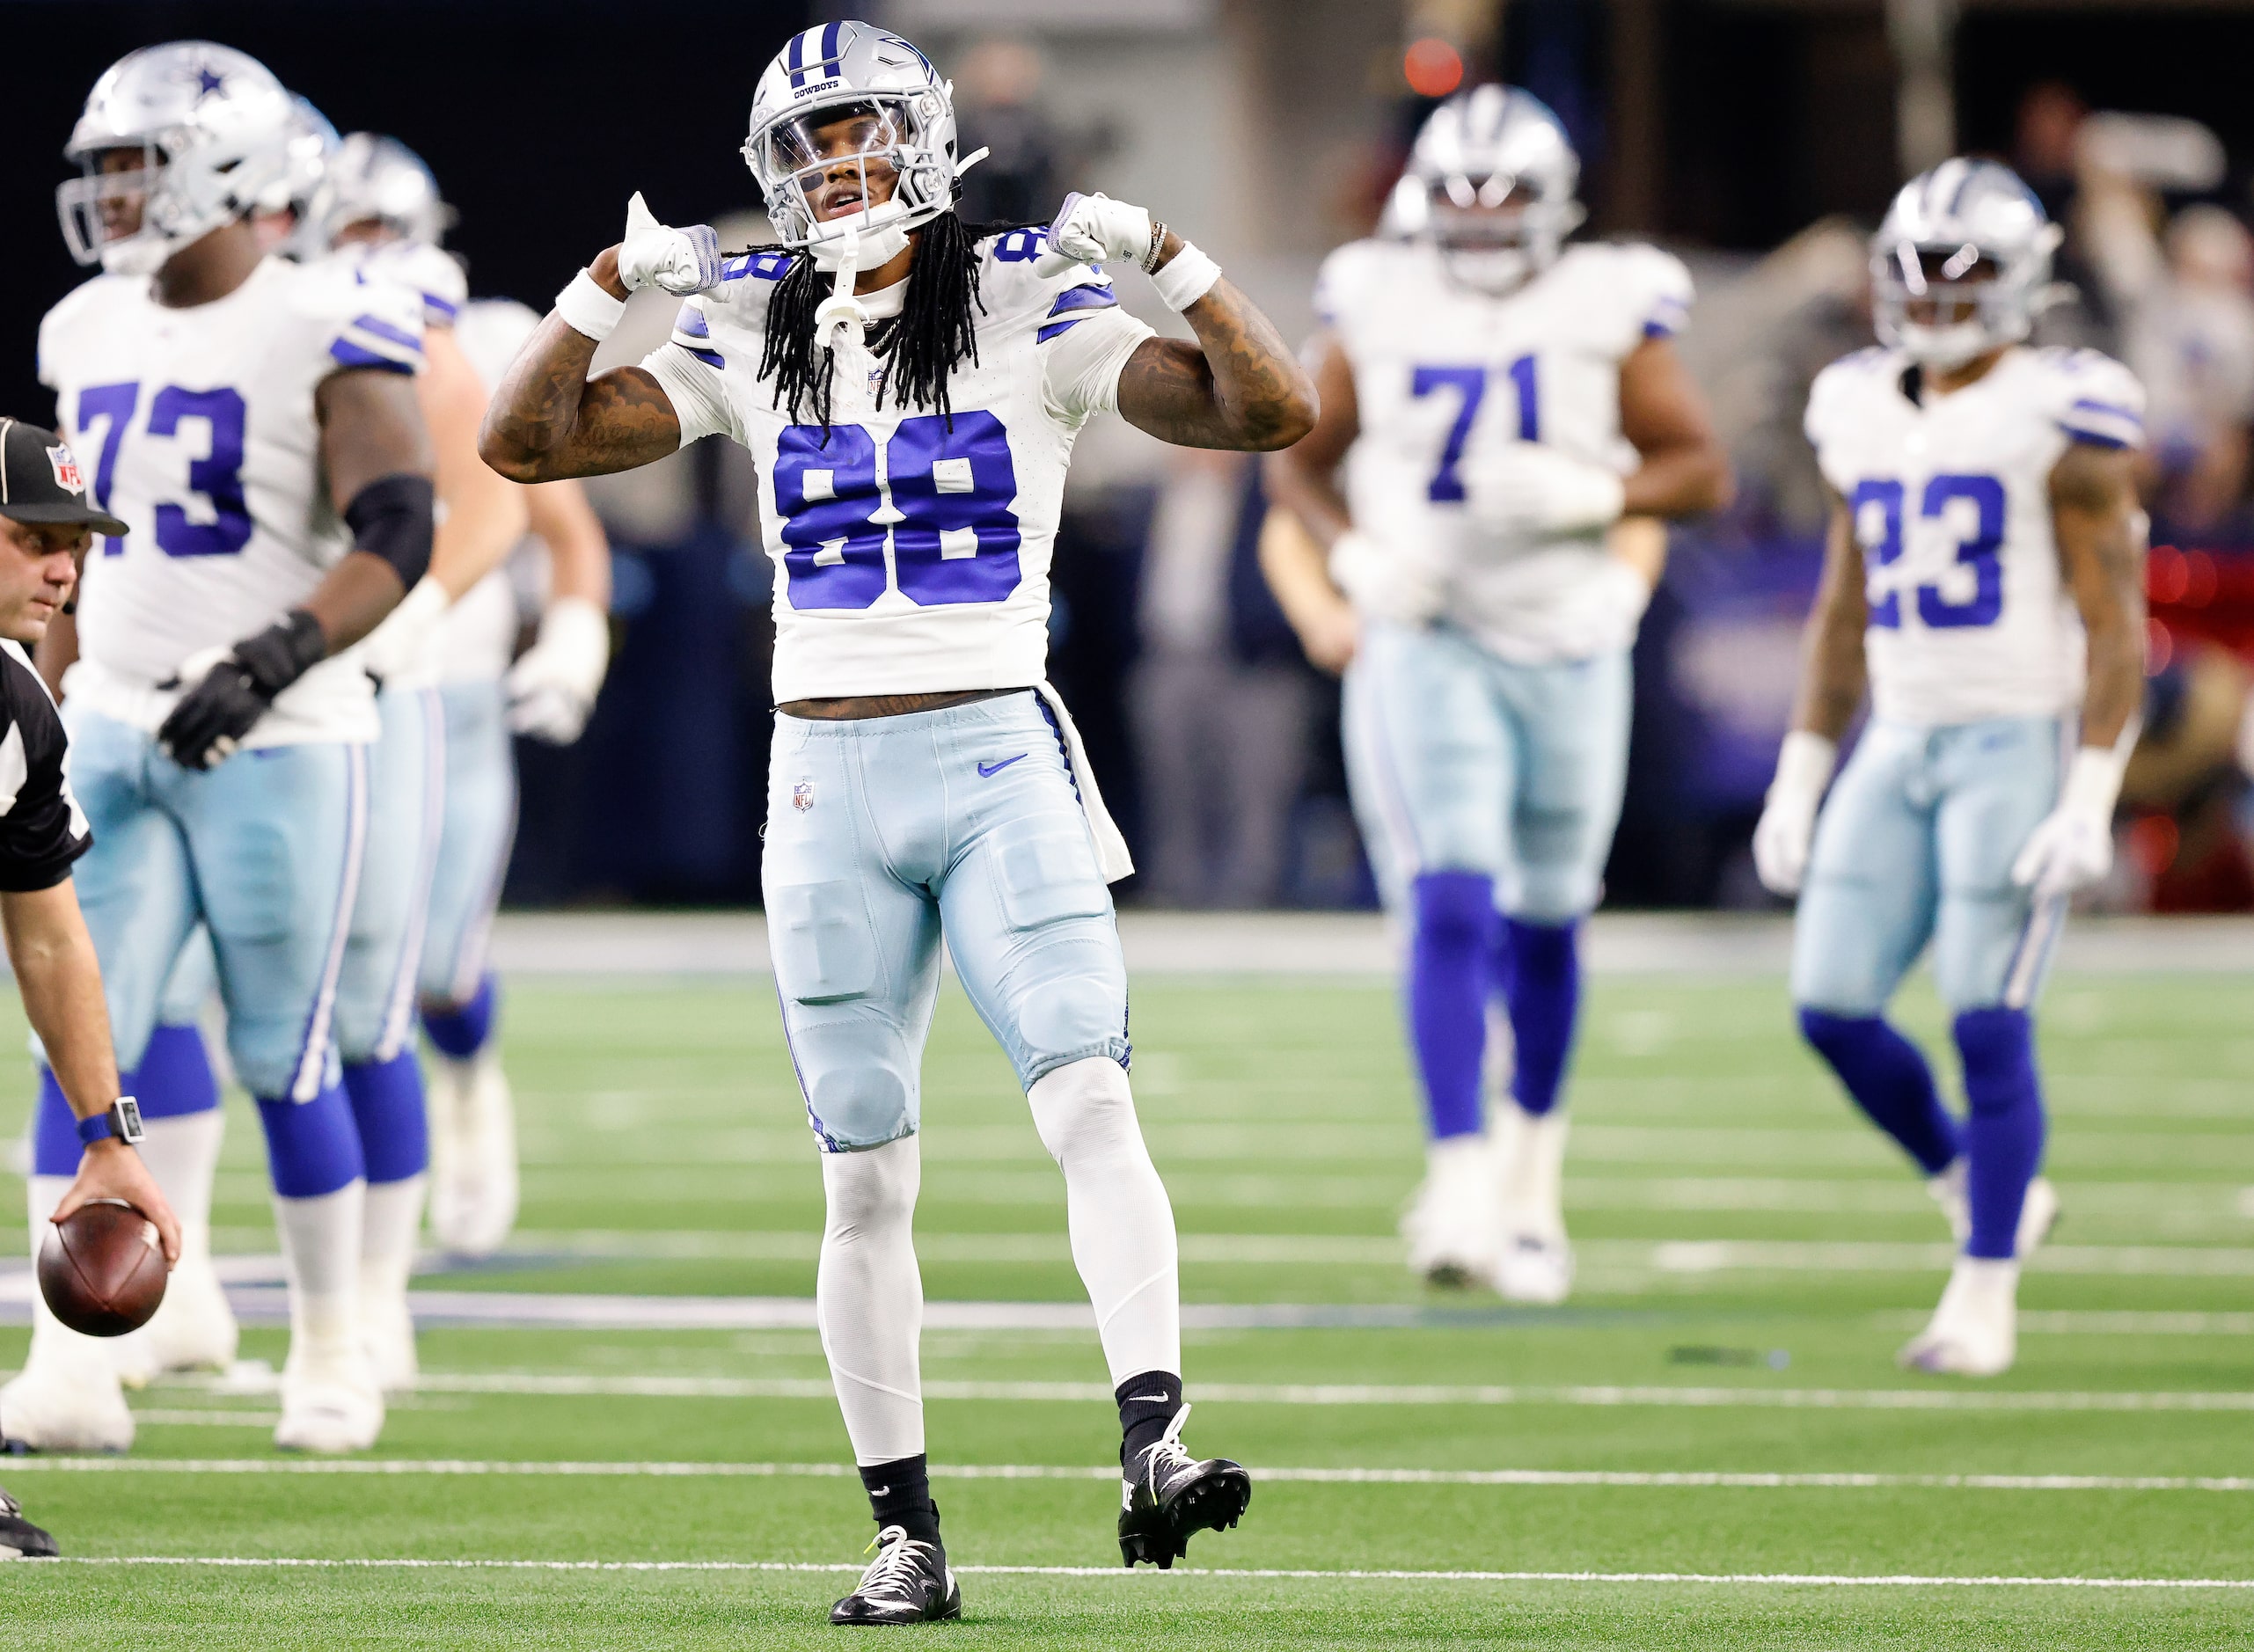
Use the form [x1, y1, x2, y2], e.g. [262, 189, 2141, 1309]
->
[816, 1135, 925, 1466]
[1028, 1056, 1180, 1387]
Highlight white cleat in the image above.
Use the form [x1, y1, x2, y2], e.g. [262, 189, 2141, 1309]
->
[274, 1349, 385, 1454]
[110, 1235, 239, 1388]
[1492, 1232, 1575, 1305]
[1899, 1255, 2019, 1378]
[0, 1350, 135, 1453]
[1401, 1135, 1502, 1289]
[1490, 1104, 1574, 1305]
[359, 1290, 420, 1396]
[427, 1050, 518, 1257]
[1926, 1166, 2060, 1256]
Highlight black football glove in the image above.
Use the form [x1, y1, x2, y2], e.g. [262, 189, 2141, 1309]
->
[157, 610, 328, 771]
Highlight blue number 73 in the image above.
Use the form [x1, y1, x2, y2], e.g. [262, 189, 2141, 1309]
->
[1409, 355, 1538, 502]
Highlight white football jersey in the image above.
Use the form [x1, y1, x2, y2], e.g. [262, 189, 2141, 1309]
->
[439, 296, 544, 685]
[1320, 238, 1692, 663]
[1804, 344, 2146, 727]
[39, 256, 426, 745]
[336, 238, 469, 332]
[641, 232, 1154, 701]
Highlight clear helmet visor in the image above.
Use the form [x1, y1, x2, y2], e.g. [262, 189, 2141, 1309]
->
[1874, 242, 2018, 367]
[751, 98, 947, 237]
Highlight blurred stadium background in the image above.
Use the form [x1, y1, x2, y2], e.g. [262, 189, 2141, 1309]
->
[10, 0, 2254, 918]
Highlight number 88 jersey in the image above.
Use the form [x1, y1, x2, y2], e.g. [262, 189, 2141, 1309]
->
[1804, 344, 2146, 728]
[642, 230, 1155, 702]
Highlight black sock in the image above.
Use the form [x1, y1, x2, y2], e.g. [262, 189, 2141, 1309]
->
[859, 1455, 941, 1546]
[1116, 1370, 1185, 1469]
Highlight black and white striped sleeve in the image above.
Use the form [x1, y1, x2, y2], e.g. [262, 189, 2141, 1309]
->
[0, 646, 90, 892]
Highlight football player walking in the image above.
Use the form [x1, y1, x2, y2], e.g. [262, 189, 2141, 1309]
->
[480, 20, 1314, 1625]
[1755, 160, 2145, 1377]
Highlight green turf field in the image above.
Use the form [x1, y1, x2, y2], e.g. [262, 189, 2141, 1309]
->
[4, 968, 2251, 1647]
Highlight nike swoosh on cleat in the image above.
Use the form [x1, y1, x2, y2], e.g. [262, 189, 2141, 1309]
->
[977, 754, 1028, 778]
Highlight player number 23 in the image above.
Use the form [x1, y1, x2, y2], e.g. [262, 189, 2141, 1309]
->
[1849, 473, 2006, 631]
[771, 411, 1024, 611]
[75, 380, 253, 559]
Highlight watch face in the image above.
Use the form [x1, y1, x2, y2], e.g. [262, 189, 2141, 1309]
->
[114, 1097, 144, 1144]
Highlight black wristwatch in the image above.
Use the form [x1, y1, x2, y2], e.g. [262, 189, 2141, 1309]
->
[75, 1096, 145, 1147]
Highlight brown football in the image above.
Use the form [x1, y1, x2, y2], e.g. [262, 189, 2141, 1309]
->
[37, 1198, 168, 1337]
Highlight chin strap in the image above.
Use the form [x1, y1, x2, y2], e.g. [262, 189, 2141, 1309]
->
[814, 225, 873, 358]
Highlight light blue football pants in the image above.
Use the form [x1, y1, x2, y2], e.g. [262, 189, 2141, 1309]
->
[1792, 716, 2068, 1015]
[419, 679, 516, 1008]
[763, 692, 1130, 1152]
[1343, 622, 1633, 920]
[64, 707, 364, 1101]
[333, 686, 444, 1064]
[156, 925, 218, 1025]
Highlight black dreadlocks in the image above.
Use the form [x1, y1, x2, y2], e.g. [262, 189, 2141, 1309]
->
[757, 211, 1021, 433]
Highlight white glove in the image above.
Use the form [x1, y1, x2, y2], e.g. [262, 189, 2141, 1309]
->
[1328, 528, 1446, 627]
[358, 576, 451, 686]
[1033, 191, 1153, 277]
[507, 596, 611, 744]
[617, 192, 723, 297]
[1752, 731, 1838, 896]
[2011, 743, 2128, 901]
[1462, 443, 1628, 540]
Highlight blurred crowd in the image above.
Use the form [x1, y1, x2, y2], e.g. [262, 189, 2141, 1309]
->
[531, 65, 2254, 917]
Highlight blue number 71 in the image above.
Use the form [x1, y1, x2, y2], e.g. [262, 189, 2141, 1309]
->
[1410, 355, 1538, 502]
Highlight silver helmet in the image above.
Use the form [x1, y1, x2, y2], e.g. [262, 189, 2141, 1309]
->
[260, 96, 340, 259]
[742, 20, 978, 272]
[58, 41, 296, 275]
[1871, 158, 2061, 369]
[1387, 84, 1584, 294]
[311, 132, 452, 249]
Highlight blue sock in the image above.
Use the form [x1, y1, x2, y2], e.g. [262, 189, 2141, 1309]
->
[422, 974, 498, 1061]
[1408, 872, 1498, 1142]
[255, 1084, 366, 1200]
[1501, 918, 1580, 1118]
[133, 1023, 221, 1120]
[1953, 1006, 2045, 1261]
[1797, 1009, 1961, 1176]
[343, 1052, 430, 1186]
[32, 1066, 78, 1176]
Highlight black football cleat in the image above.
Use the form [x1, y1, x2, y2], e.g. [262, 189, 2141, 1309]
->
[0, 1482, 58, 1559]
[830, 1526, 962, 1626]
[1117, 1403, 1251, 1569]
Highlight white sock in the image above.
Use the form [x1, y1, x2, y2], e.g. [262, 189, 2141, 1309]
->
[1028, 1057, 1181, 1387]
[273, 1183, 365, 1366]
[135, 1110, 225, 1232]
[816, 1137, 924, 1466]
[360, 1173, 427, 1306]
[1494, 1103, 1570, 1239]
[20, 1174, 117, 1378]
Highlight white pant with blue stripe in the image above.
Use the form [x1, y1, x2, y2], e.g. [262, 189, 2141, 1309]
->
[1343, 621, 1633, 919]
[763, 691, 1130, 1151]
[1792, 716, 2068, 1015]
[64, 707, 365, 1101]
[418, 679, 516, 1008]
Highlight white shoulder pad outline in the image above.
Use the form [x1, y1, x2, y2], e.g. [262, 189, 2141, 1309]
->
[1311, 238, 1395, 333]
[2040, 346, 2147, 452]
[1803, 345, 1899, 451]
[300, 257, 428, 377]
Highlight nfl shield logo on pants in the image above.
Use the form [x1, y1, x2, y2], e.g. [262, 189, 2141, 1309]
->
[792, 779, 815, 813]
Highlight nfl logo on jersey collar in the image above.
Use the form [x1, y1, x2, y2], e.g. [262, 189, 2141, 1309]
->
[794, 779, 816, 812]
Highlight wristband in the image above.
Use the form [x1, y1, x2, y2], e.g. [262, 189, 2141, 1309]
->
[77, 1097, 144, 1147]
[1149, 241, 1221, 311]
[555, 268, 628, 343]
[1768, 730, 1839, 806]
[2060, 742, 2129, 821]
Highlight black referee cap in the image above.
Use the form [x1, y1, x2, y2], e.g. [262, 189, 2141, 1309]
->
[0, 417, 127, 538]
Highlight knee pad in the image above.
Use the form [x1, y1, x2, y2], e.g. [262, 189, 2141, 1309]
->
[1014, 955, 1129, 1079]
[791, 1015, 919, 1151]
[1027, 1055, 1139, 1168]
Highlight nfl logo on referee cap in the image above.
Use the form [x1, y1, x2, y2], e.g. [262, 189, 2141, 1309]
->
[46, 444, 86, 495]
[793, 779, 815, 812]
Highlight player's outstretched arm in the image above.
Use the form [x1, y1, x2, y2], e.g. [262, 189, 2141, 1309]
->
[1115, 235, 1318, 453]
[1617, 336, 1735, 518]
[479, 247, 685, 484]
[2, 881, 180, 1264]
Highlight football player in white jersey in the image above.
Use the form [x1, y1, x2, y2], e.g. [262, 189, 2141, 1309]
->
[1754, 160, 2146, 1378]
[7, 42, 435, 1456]
[479, 19, 1314, 1623]
[1264, 87, 1731, 1302]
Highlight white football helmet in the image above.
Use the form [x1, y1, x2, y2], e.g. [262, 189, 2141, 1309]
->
[1388, 84, 1584, 294]
[742, 20, 980, 272]
[58, 41, 296, 276]
[262, 96, 340, 259]
[1871, 158, 2062, 370]
[311, 132, 452, 250]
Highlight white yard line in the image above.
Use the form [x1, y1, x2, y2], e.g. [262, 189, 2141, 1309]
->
[11, 1458, 2251, 1493]
[37, 1554, 2254, 1589]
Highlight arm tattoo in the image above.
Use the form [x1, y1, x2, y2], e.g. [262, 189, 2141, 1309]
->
[1116, 274, 1317, 452]
[479, 312, 683, 483]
